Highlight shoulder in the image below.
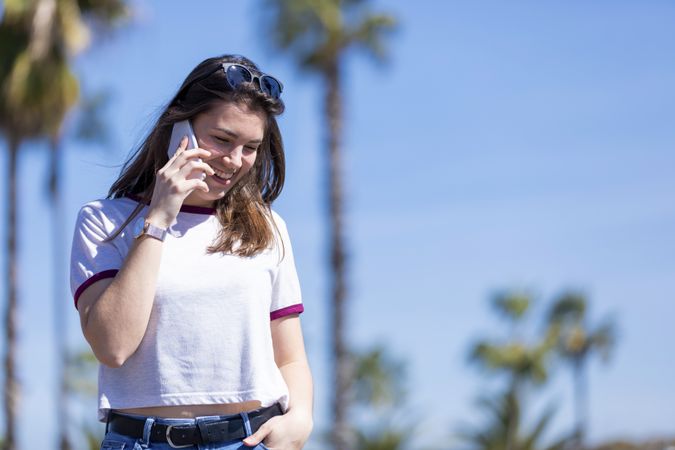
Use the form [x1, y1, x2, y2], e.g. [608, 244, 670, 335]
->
[269, 209, 288, 229]
[269, 209, 294, 240]
[76, 197, 140, 232]
[78, 196, 137, 213]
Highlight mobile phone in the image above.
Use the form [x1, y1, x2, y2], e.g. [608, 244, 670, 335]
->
[167, 120, 198, 158]
[167, 120, 206, 181]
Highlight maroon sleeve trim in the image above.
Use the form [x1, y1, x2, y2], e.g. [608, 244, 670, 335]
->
[270, 303, 304, 321]
[74, 270, 119, 310]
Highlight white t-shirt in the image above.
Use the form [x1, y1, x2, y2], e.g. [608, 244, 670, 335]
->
[69, 196, 303, 421]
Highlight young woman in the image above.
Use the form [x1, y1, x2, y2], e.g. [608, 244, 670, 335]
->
[70, 54, 313, 449]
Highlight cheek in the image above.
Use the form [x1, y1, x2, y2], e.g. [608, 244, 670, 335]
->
[241, 153, 258, 172]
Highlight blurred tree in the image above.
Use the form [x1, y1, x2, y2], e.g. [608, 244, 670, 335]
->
[355, 430, 407, 450]
[471, 292, 556, 392]
[591, 438, 675, 450]
[0, 1, 128, 448]
[260, 1, 396, 448]
[460, 389, 570, 450]
[466, 292, 570, 450]
[350, 346, 409, 450]
[64, 347, 104, 449]
[547, 292, 616, 449]
[0, 5, 63, 449]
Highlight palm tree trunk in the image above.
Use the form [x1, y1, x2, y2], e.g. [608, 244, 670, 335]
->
[4, 137, 20, 450]
[574, 358, 588, 449]
[325, 61, 350, 450]
[505, 379, 521, 450]
[49, 137, 71, 450]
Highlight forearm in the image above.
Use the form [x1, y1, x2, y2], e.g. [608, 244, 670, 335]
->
[279, 359, 314, 421]
[84, 234, 163, 367]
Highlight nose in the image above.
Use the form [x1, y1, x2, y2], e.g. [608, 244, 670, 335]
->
[219, 145, 243, 169]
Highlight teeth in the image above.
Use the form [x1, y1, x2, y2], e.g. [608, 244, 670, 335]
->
[213, 168, 235, 179]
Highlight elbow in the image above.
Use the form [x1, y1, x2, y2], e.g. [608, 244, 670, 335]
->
[92, 347, 128, 369]
[83, 321, 136, 369]
[102, 353, 127, 369]
[84, 330, 132, 368]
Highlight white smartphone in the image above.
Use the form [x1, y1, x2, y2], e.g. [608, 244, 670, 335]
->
[167, 120, 206, 180]
[167, 120, 198, 158]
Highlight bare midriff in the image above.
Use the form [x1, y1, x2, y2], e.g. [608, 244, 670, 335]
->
[115, 400, 263, 418]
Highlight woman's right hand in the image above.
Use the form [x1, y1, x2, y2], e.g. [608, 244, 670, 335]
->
[146, 136, 215, 228]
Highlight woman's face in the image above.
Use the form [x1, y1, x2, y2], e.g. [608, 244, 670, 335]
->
[183, 101, 266, 207]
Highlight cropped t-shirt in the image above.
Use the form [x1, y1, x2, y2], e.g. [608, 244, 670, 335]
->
[69, 196, 304, 422]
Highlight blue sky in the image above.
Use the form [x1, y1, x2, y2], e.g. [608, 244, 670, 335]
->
[1, 0, 674, 448]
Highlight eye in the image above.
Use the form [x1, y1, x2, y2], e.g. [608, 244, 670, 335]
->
[245, 146, 258, 153]
[213, 136, 230, 144]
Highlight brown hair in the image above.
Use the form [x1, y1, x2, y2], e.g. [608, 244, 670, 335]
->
[105, 54, 286, 257]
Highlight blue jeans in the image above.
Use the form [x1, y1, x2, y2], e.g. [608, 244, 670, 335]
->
[100, 410, 271, 450]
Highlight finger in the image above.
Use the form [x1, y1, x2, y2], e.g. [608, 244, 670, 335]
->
[176, 147, 211, 163]
[169, 136, 189, 161]
[242, 423, 273, 447]
[178, 160, 215, 180]
[165, 148, 212, 178]
[184, 178, 210, 193]
[159, 136, 189, 175]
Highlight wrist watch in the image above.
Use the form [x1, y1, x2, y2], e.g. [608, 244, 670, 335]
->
[133, 216, 167, 241]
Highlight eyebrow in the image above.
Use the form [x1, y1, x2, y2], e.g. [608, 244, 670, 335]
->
[215, 127, 262, 144]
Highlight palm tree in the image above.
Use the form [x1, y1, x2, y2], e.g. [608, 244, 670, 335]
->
[547, 292, 616, 449]
[350, 346, 408, 450]
[471, 292, 556, 389]
[261, 1, 396, 448]
[468, 292, 561, 450]
[460, 388, 571, 450]
[0, 6, 65, 448]
[0, 1, 127, 448]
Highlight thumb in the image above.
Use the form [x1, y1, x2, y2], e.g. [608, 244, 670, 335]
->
[243, 427, 269, 447]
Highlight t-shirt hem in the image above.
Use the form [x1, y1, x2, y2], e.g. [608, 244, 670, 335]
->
[98, 390, 289, 422]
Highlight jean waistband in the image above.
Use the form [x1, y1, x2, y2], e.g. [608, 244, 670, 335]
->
[106, 403, 283, 447]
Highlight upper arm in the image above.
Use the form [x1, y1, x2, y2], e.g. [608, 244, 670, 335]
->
[77, 277, 114, 337]
[271, 315, 308, 367]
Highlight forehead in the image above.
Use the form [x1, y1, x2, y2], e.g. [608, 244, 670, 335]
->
[198, 101, 266, 139]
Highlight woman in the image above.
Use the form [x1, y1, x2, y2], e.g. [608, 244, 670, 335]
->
[70, 54, 313, 449]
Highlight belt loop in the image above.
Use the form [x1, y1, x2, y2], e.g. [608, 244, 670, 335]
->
[140, 416, 156, 448]
[241, 411, 253, 437]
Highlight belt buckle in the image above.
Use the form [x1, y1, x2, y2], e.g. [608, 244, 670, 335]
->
[165, 424, 193, 449]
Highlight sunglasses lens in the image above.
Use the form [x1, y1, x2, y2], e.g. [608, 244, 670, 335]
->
[226, 65, 253, 87]
[260, 76, 281, 99]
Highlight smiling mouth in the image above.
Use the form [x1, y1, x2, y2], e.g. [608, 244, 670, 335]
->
[210, 166, 236, 181]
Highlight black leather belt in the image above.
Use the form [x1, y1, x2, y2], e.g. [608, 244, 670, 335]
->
[107, 403, 283, 448]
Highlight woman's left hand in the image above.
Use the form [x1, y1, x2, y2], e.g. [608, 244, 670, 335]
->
[243, 410, 313, 449]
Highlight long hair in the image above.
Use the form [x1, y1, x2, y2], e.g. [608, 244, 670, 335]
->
[105, 54, 286, 257]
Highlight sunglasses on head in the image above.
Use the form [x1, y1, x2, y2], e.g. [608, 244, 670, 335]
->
[182, 62, 284, 100]
[220, 63, 284, 99]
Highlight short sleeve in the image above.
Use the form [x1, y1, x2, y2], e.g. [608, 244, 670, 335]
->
[269, 212, 304, 320]
[70, 205, 123, 310]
